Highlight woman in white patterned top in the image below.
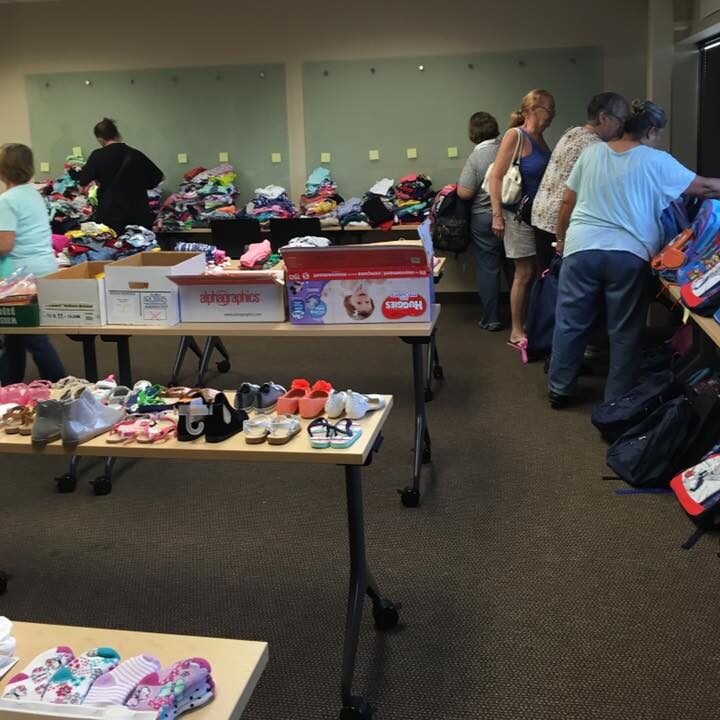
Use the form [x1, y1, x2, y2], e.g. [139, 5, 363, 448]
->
[532, 92, 629, 271]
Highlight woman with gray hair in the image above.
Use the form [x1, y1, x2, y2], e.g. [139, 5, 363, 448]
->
[548, 100, 720, 408]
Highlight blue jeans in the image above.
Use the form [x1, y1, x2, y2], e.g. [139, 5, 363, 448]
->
[471, 212, 508, 326]
[0, 334, 67, 384]
[548, 250, 648, 402]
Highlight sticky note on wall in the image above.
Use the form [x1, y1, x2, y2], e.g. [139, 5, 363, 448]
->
[218, 151, 229, 162]
[271, 152, 282, 163]
[72, 146, 82, 157]
[177, 153, 188, 164]
[40, 162, 50, 173]
[321, 152, 331, 163]
[369, 149, 380, 161]
[447, 146, 459, 158]
[406, 148, 417, 159]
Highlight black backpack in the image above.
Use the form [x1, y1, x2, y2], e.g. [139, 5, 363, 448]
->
[591, 370, 681, 442]
[429, 184, 470, 254]
[525, 255, 562, 362]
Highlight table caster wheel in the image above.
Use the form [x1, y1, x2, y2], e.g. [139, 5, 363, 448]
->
[91, 476, 112, 496]
[55, 473, 77, 493]
[339, 696, 373, 720]
[216, 359, 231, 373]
[0, 571, 8, 595]
[372, 598, 400, 631]
[398, 487, 420, 508]
[422, 446, 432, 464]
[433, 365, 444, 380]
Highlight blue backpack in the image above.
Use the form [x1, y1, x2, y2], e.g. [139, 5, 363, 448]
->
[606, 397, 697, 487]
[525, 255, 561, 361]
[591, 370, 681, 442]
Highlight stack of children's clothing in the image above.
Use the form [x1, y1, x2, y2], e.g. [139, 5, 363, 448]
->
[242, 185, 297, 221]
[336, 197, 368, 227]
[56, 223, 157, 266]
[393, 174, 434, 223]
[36, 154, 95, 234]
[361, 178, 397, 230]
[299, 167, 343, 226]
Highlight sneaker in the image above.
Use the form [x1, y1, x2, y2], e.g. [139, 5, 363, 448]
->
[548, 390, 571, 409]
[257, 382, 287, 413]
[177, 396, 213, 441]
[325, 390, 347, 419]
[478, 321, 502, 332]
[32, 399, 64, 444]
[345, 390, 386, 420]
[235, 382, 260, 412]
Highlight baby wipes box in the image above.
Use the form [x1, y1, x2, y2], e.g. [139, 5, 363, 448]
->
[281, 241, 433, 324]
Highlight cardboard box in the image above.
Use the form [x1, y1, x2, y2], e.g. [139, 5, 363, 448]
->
[282, 242, 433, 324]
[0, 303, 39, 327]
[104, 252, 205, 325]
[37, 261, 111, 326]
[169, 270, 286, 323]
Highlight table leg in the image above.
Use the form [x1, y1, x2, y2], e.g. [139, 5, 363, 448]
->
[398, 340, 431, 508]
[66, 335, 98, 382]
[424, 328, 444, 401]
[341, 464, 399, 720]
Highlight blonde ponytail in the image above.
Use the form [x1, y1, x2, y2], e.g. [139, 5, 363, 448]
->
[509, 88, 554, 128]
[509, 109, 525, 128]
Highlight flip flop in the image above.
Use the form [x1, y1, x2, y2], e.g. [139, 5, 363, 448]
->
[506, 338, 529, 364]
[136, 415, 177, 444]
[308, 417, 334, 448]
[329, 419, 363, 449]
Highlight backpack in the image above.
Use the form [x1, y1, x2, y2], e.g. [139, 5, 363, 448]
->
[429, 184, 470, 254]
[671, 445, 720, 549]
[525, 255, 561, 361]
[675, 199, 720, 285]
[591, 370, 681, 442]
[606, 396, 697, 487]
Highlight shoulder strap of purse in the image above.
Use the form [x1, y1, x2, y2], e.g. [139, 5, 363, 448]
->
[512, 128, 524, 166]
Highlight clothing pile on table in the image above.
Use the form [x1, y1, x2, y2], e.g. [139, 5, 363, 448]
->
[336, 197, 368, 227]
[300, 167, 344, 226]
[174, 241, 227, 266]
[361, 178, 397, 230]
[154, 164, 238, 230]
[36, 154, 94, 234]
[241, 185, 297, 222]
[147, 183, 163, 217]
[393, 174, 434, 223]
[56, 223, 157, 266]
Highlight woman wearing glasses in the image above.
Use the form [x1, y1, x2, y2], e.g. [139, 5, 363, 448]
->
[489, 89, 555, 358]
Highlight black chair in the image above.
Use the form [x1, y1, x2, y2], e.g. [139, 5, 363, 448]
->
[269, 218, 322, 251]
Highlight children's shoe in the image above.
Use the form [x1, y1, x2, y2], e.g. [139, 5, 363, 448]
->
[176, 393, 215, 441]
[243, 415, 273, 444]
[3, 405, 34, 435]
[344, 390, 386, 420]
[234, 383, 260, 412]
[267, 414, 301, 445]
[61, 387, 125, 448]
[325, 390, 347, 419]
[205, 393, 247, 443]
[275, 379, 310, 415]
[298, 380, 333, 419]
[32, 399, 64, 444]
[257, 382, 287, 412]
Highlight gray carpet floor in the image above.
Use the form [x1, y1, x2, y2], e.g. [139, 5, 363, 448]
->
[2, 302, 720, 719]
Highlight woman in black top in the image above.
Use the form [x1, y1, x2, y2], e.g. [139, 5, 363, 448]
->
[70, 118, 163, 234]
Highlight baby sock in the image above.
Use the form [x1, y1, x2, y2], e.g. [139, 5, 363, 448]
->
[2, 646, 75, 701]
[43, 647, 120, 704]
[165, 676, 216, 720]
[84, 654, 161, 706]
[125, 657, 211, 719]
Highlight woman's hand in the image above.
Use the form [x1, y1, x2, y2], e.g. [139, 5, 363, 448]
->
[555, 239, 564, 256]
[492, 214, 505, 239]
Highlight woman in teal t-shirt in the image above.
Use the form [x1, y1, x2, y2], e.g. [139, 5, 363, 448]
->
[0, 143, 66, 383]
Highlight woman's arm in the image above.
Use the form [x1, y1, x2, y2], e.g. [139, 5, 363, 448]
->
[489, 130, 520, 237]
[555, 187, 577, 256]
[68, 150, 99, 186]
[456, 185, 474, 201]
[0, 231, 16, 255]
[685, 175, 720, 199]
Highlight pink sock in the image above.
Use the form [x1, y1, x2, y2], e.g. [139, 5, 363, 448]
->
[85, 655, 161, 706]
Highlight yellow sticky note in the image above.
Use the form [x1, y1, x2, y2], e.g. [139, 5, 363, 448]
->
[321, 152, 332, 163]
[177, 153, 188, 164]
[369, 149, 380, 161]
[406, 148, 418, 159]
[40, 162, 50, 173]
[218, 151, 229, 162]
[448, 146, 459, 158]
[72, 146, 82, 157]
[682, 306, 690, 324]
[271, 152, 282, 163]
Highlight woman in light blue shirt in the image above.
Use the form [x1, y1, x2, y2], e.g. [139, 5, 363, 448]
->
[0, 143, 66, 383]
[548, 101, 720, 406]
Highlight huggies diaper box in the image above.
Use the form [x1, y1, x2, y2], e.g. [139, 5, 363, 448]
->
[281, 242, 434, 324]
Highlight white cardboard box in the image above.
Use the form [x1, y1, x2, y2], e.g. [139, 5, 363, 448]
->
[36, 261, 111, 326]
[169, 269, 286, 322]
[104, 252, 205, 326]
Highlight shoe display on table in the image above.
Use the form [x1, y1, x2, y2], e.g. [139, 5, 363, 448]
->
[61, 387, 126, 448]
[344, 390, 386, 420]
[275, 379, 310, 415]
[32, 399, 64, 444]
[2, 406, 34, 435]
[205, 393, 247, 443]
[298, 380, 333, 419]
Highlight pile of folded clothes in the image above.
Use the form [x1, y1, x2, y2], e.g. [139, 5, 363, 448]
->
[299, 167, 344, 225]
[56, 223, 157, 266]
[336, 197, 368, 227]
[393, 173, 434, 223]
[361, 178, 397, 230]
[36, 154, 95, 234]
[155, 164, 238, 230]
[174, 241, 228, 266]
[147, 183, 163, 217]
[241, 184, 297, 221]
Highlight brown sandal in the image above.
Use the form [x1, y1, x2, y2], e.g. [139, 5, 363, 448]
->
[3, 405, 35, 435]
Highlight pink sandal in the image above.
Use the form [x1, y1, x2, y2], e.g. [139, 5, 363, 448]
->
[106, 417, 153, 444]
[27, 380, 52, 403]
[0, 384, 31, 406]
[506, 338, 529, 364]
[136, 415, 177, 444]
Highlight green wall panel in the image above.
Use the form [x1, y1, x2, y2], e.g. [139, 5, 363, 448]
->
[26, 64, 289, 199]
[303, 47, 603, 197]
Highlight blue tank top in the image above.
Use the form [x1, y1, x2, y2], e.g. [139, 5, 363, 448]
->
[519, 130, 550, 200]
